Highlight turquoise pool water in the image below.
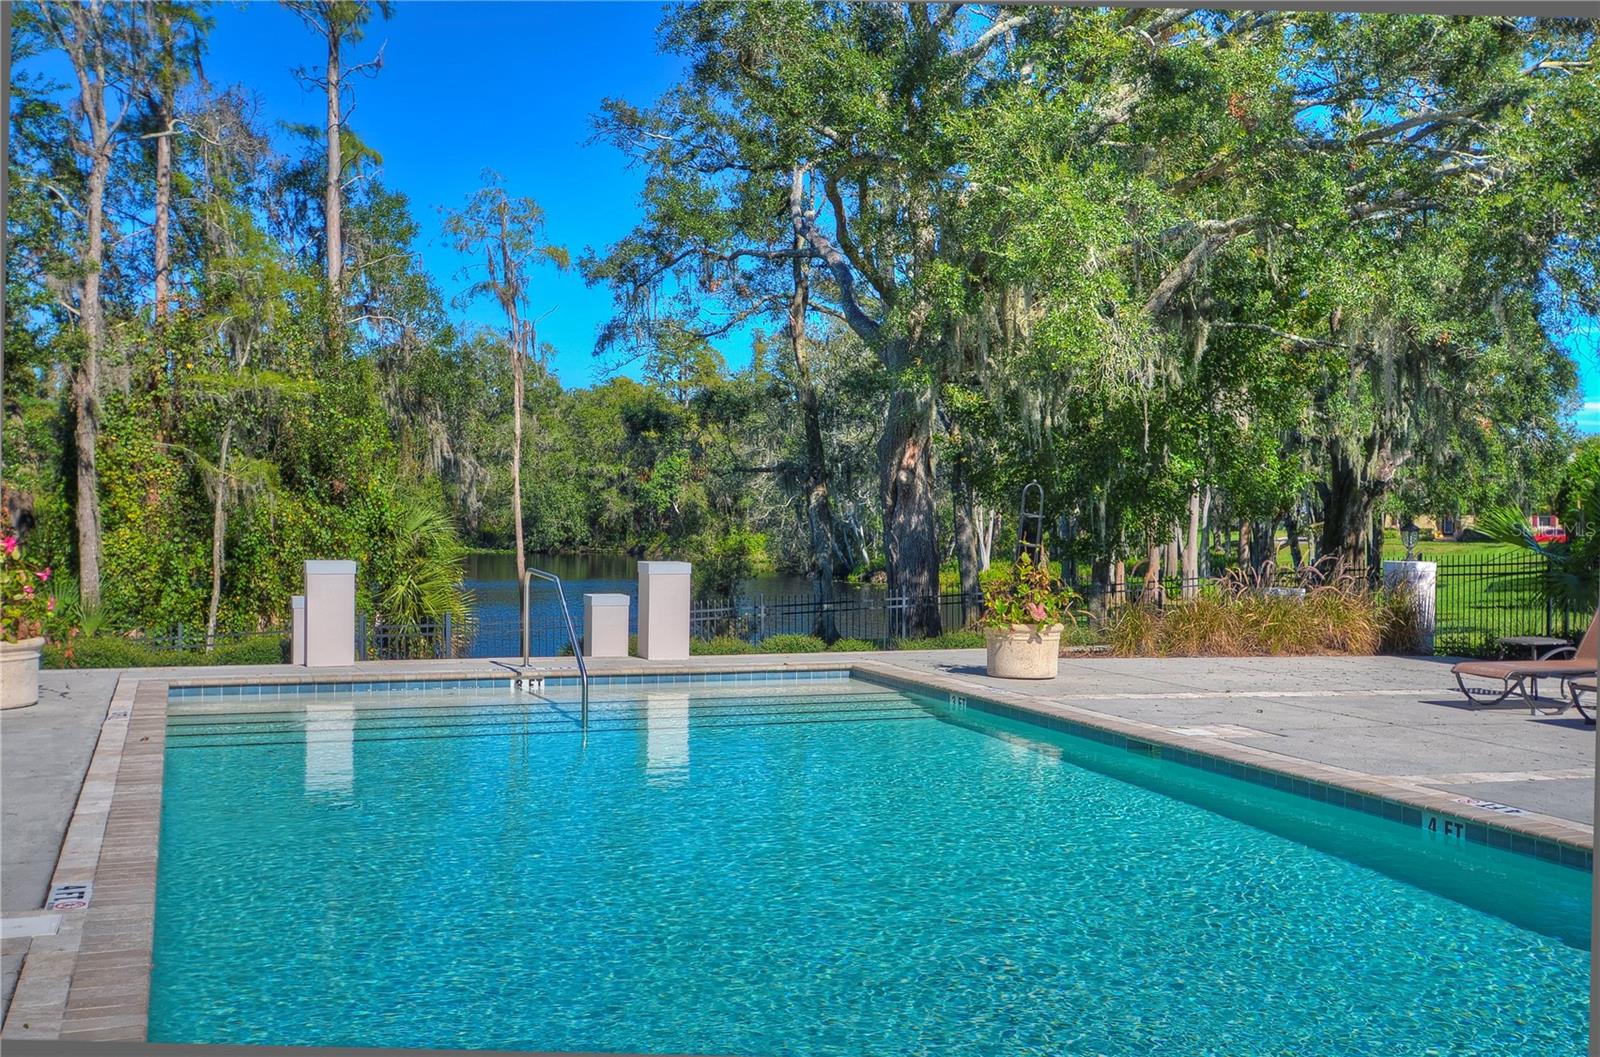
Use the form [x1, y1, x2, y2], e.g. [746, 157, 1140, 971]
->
[150, 677, 1590, 1055]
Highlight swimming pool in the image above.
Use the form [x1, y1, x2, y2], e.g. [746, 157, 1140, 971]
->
[150, 673, 1589, 1055]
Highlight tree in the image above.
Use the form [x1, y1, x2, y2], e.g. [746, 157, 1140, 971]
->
[29, 0, 149, 609]
[442, 171, 570, 589]
[283, 0, 389, 354]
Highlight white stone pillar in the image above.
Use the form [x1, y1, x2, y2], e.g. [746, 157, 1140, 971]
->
[304, 560, 357, 667]
[1383, 560, 1437, 654]
[637, 560, 691, 660]
[291, 594, 307, 666]
[584, 593, 631, 658]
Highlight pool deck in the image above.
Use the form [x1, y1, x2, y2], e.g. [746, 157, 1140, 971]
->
[0, 650, 1593, 1040]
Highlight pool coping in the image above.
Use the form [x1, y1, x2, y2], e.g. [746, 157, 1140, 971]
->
[1, 657, 1592, 1043]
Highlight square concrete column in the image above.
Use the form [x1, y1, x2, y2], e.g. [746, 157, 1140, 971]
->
[1382, 560, 1437, 654]
[584, 593, 631, 658]
[637, 561, 691, 660]
[304, 560, 357, 667]
[291, 595, 307, 666]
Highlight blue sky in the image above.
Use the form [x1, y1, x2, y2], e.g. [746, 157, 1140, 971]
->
[23, 2, 1600, 424]
[204, 0, 690, 386]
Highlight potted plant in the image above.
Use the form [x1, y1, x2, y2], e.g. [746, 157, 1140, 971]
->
[2, 535, 56, 710]
[982, 551, 1078, 679]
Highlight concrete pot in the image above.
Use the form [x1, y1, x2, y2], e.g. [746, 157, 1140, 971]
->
[1, 636, 45, 710]
[985, 624, 1064, 679]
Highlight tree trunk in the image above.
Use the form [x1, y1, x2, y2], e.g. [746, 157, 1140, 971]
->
[1250, 518, 1276, 573]
[1285, 508, 1304, 570]
[1199, 484, 1213, 579]
[1183, 488, 1201, 598]
[1237, 520, 1250, 571]
[1317, 437, 1375, 569]
[205, 422, 233, 651]
[788, 242, 837, 641]
[323, 23, 343, 351]
[1143, 536, 1163, 606]
[951, 454, 982, 627]
[152, 31, 172, 323]
[511, 322, 527, 588]
[72, 47, 114, 610]
[878, 383, 941, 638]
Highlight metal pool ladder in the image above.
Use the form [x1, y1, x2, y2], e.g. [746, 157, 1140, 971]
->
[496, 567, 590, 733]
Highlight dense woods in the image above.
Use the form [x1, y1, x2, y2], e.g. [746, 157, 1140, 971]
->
[4, 4, 1596, 642]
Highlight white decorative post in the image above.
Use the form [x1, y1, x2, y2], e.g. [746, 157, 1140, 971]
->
[1383, 560, 1437, 654]
[304, 560, 357, 667]
[637, 561, 691, 660]
[291, 594, 307, 666]
[584, 593, 631, 658]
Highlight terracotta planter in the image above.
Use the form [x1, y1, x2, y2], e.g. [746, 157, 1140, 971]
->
[984, 624, 1064, 679]
[1, 636, 45, 710]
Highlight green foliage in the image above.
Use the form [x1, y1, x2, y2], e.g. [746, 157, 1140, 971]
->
[756, 633, 828, 654]
[1, 536, 59, 642]
[981, 552, 1078, 630]
[1476, 478, 1600, 617]
[826, 638, 879, 652]
[43, 633, 286, 669]
[893, 630, 987, 650]
[689, 635, 757, 656]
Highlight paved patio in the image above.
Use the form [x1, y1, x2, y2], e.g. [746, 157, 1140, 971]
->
[0, 651, 1593, 1032]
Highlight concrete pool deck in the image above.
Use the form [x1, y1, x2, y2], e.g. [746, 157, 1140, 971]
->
[0, 650, 1593, 1039]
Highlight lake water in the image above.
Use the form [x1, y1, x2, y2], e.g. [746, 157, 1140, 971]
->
[461, 552, 901, 657]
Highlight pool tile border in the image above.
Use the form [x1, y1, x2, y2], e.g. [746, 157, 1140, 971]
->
[165, 667, 851, 702]
[3, 657, 1591, 1044]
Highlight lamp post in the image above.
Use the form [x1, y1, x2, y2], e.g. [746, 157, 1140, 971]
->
[1400, 517, 1419, 562]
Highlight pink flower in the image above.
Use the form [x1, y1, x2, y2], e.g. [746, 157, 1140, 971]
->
[37, 568, 51, 582]
[23, 584, 35, 598]
[47, 598, 57, 613]
[1, 536, 15, 557]
[1025, 602, 1047, 622]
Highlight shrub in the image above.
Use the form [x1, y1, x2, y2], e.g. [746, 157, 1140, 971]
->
[826, 637, 879, 652]
[757, 633, 828, 653]
[43, 633, 288, 669]
[1104, 577, 1397, 658]
[894, 629, 986, 650]
[690, 635, 756, 656]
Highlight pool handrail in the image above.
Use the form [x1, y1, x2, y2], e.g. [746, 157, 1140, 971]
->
[522, 568, 590, 730]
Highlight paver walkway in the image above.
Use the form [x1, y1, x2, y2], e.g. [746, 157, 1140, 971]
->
[871, 651, 1596, 826]
[1, 670, 118, 1016]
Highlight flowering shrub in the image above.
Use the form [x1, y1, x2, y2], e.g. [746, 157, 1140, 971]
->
[982, 551, 1078, 630]
[2, 535, 58, 643]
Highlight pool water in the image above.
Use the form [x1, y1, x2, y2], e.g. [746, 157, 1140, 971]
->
[151, 677, 1590, 1055]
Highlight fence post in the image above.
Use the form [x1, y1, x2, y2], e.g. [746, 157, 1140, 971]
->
[176, 624, 184, 651]
[442, 612, 453, 659]
[357, 613, 368, 662]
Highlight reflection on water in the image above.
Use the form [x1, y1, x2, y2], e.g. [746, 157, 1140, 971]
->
[303, 700, 354, 797]
[642, 688, 691, 786]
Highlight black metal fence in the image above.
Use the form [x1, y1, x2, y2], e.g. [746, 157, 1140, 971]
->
[105, 555, 1592, 665]
[690, 591, 979, 647]
[1432, 555, 1590, 658]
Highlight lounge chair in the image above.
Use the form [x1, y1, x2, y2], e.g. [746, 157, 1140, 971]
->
[1452, 614, 1598, 716]
[1566, 679, 1596, 725]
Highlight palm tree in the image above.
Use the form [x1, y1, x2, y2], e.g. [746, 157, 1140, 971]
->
[1476, 479, 1599, 619]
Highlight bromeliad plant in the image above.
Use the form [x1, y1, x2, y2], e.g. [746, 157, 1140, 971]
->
[2, 535, 58, 643]
[982, 551, 1079, 630]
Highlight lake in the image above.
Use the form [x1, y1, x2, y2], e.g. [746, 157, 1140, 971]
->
[460, 552, 910, 658]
